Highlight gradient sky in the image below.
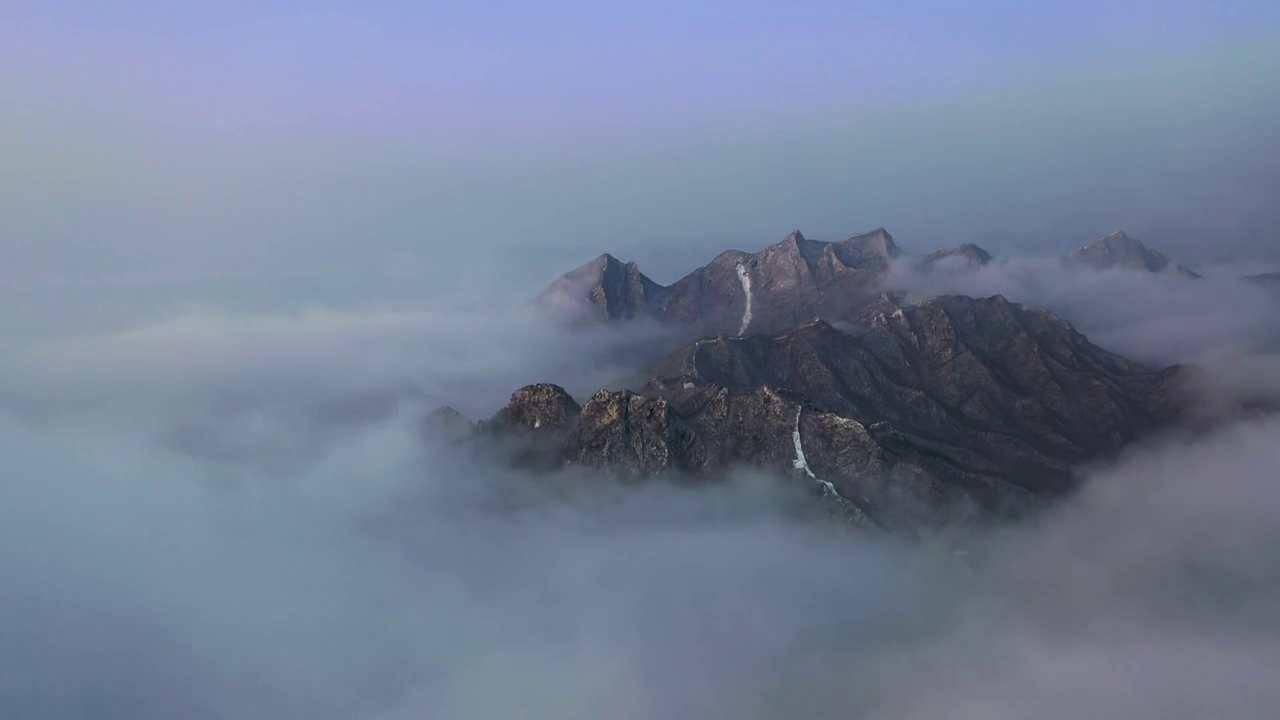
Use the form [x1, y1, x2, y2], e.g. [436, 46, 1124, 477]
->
[4, 1, 1280, 317]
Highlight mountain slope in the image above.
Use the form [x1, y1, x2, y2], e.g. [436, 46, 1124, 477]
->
[449, 294, 1192, 532]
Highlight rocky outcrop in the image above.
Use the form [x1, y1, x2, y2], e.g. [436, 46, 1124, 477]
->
[1065, 230, 1200, 277]
[487, 383, 581, 433]
[567, 391, 705, 477]
[471, 384, 583, 471]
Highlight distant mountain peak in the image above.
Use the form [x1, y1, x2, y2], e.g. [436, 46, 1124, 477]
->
[1066, 230, 1200, 277]
[539, 227, 905, 335]
[840, 227, 900, 259]
[923, 243, 994, 270]
[536, 252, 666, 323]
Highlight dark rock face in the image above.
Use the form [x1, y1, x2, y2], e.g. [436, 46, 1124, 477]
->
[538, 228, 900, 336]
[1065, 230, 1200, 278]
[451, 295, 1191, 532]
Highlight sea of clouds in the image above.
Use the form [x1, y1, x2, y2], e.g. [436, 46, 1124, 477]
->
[2, 253, 1279, 719]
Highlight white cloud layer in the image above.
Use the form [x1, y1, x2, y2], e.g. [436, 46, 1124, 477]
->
[2, 261, 1279, 717]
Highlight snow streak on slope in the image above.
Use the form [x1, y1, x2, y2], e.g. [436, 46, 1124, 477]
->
[735, 262, 753, 335]
[792, 407, 839, 498]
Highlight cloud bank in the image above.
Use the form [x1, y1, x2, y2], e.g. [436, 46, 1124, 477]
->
[3, 263, 1280, 718]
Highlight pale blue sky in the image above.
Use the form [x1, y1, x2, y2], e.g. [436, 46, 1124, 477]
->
[3, 0, 1279, 316]
[8, 1, 1277, 137]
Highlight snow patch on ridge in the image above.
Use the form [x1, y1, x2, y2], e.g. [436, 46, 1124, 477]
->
[735, 262, 753, 335]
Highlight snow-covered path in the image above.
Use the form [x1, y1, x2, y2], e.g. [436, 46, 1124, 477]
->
[735, 263, 753, 335]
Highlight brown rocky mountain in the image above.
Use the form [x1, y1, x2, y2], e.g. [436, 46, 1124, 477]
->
[1064, 230, 1201, 277]
[442, 294, 1192, 533]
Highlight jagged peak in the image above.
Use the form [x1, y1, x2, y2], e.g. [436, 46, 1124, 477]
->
[550, 252, 629, 284]
[784, 229, 807, 243]
[1075, 229, 1151, 256]
[709, 248, 752, 265]
[510, 382, 575, 401]
[428, 404, 466, 419]
[588, 387, 626, 403]
[1072, 229, 1144, 253]
[925, 243, 994, 268]
[596, 253, 649, 275]
[500, 383, 582, 429]
[840, 227, 901, 258]
[1065, 230, 1199, 277]
[956, 243, 994, 263]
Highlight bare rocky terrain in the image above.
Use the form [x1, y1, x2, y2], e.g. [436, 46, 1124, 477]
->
[437, 227, 1253, 533]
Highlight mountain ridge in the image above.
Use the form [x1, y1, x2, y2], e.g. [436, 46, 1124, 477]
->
[441, 293, 1194, 532]
[539, 227, 1207, 334]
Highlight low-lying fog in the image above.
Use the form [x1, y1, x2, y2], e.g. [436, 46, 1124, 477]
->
[3, 253, 1279, 719]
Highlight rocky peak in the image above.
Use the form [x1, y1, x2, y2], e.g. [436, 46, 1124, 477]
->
[537, 253, 665, 323]
[536, 226, 910, 335]
[424, 406, 476, 444]
[1066, 230, 1199, 277]
[924, 243, 994, 270]
[490, 383, 581, 433]
[836, 227, 901, 268]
